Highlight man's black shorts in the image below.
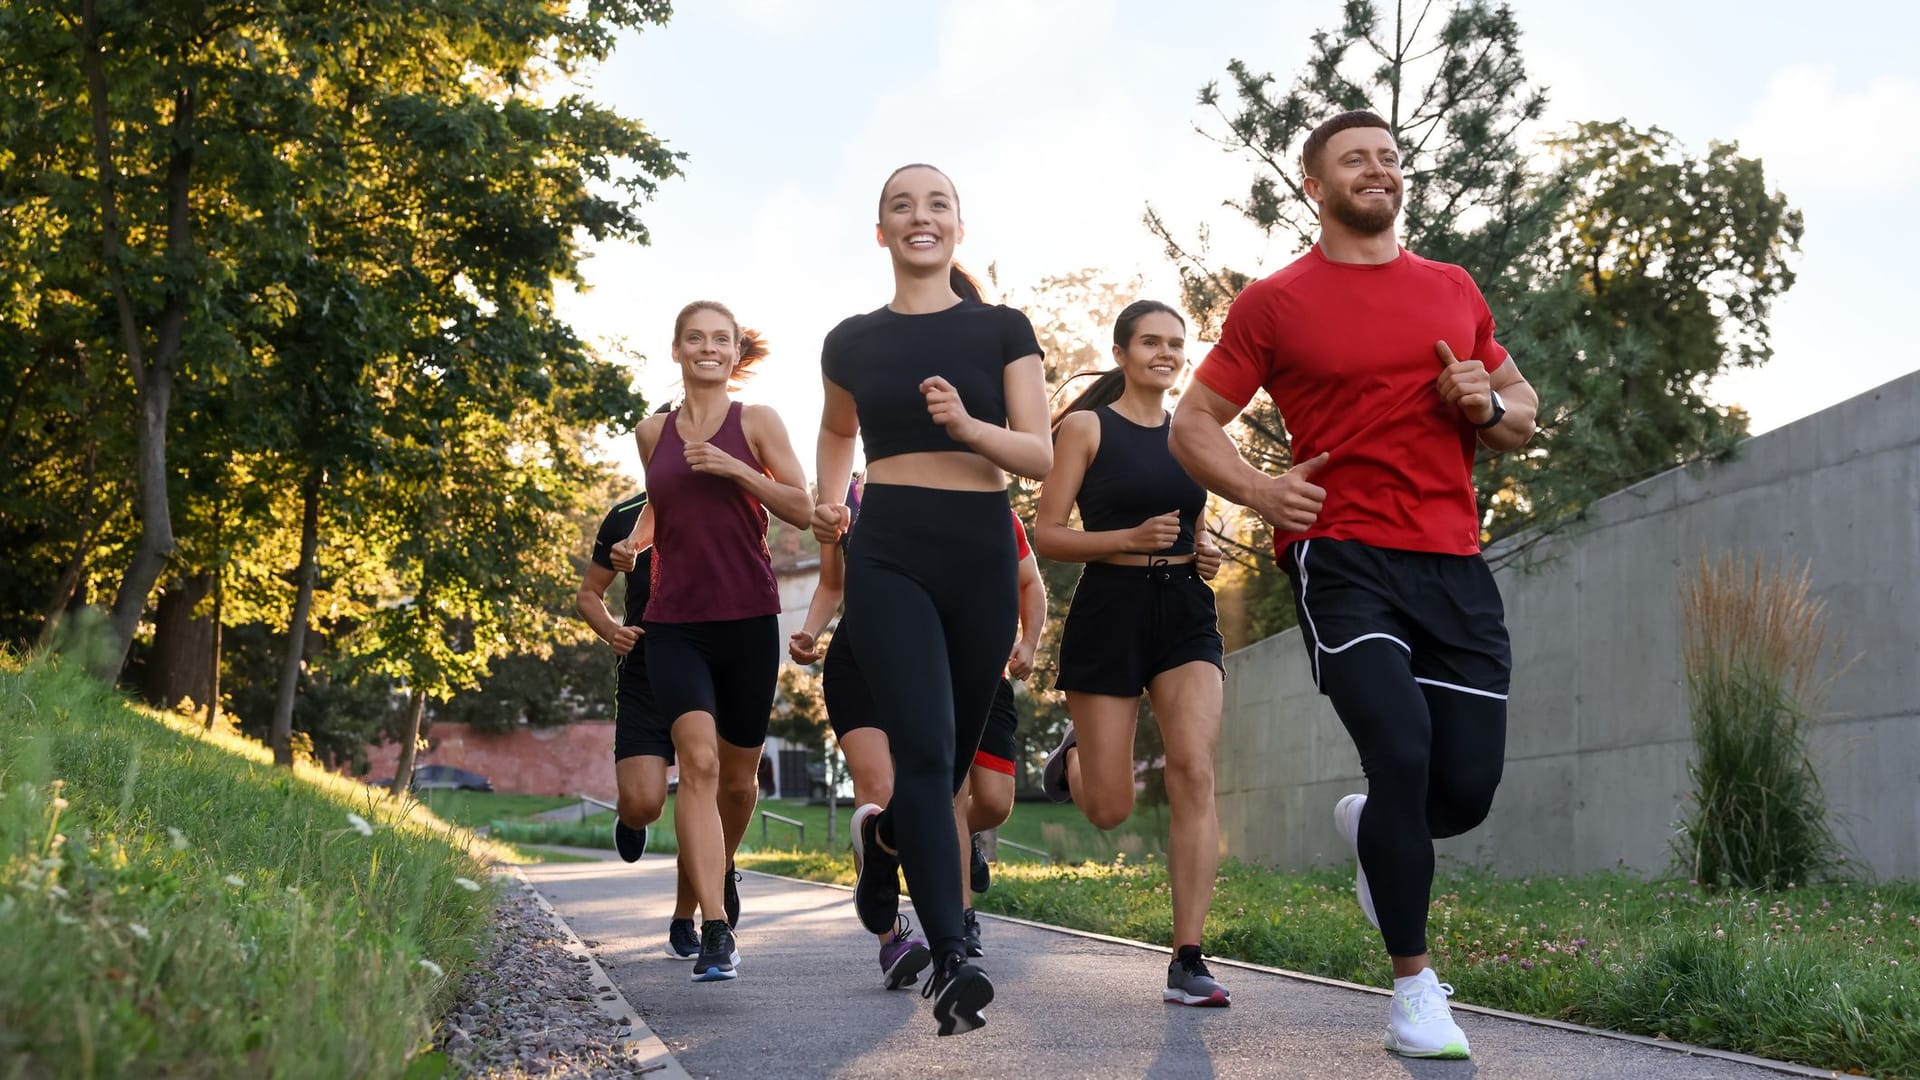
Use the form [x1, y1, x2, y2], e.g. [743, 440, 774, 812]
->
[613, 641, 673, 763]
[1282, 538, 1511, 699]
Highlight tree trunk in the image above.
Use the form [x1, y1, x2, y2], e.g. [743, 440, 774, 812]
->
[270, 470, 322, 767]
[205, 568, 223, 730]
[392, 689, 428, 794]
[82, 3, 196, 682]
[144, 573, 214, 708]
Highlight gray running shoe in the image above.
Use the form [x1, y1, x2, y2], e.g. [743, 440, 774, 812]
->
[1163, 949, 1231, 1007]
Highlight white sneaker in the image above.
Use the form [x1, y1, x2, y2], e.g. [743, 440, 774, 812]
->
[1385, 968, 1470, 1059]
[1332, 794, 1379, 929]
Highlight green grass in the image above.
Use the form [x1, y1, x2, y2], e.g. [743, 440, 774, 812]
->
[491, 793, 1159, 863]
[735, 850, 1920, 1077]
[0, 655, 511, 1078]
[414, 789, 576, 829]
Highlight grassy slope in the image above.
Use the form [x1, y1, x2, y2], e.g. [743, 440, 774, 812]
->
[0, 657, 510, 1078]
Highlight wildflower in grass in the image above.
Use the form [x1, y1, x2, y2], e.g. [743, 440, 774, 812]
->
[418, 958, 445, 978]
[50, 797, 69, 811]
[168, 827, 189, 851]
[129, 923, 151, 941]
[347, 813, 373, 837]
[48, 884, 69, 899]
[453, 877, 482, 892]
[224, 874, 245, 887]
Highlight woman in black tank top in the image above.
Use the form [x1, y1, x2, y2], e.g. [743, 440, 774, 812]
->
[1032, 301, 1234, 1007]
[811, 164, 1051, 1036]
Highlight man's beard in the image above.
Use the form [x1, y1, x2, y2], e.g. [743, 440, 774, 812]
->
[1325, 186, 1401, 235]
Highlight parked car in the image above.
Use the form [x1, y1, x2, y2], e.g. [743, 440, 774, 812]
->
[402, 765, 494, 792]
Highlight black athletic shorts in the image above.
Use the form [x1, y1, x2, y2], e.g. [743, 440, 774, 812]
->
[973, 677, 1018, 776]
[1281, 538, 1511, 699]
[613, 640, 673, 763]
[1056, 562, 1224, 696]
[821, 628, 874, 741]
[824, 629, 1018, 774]
[641, 615, 780, 749]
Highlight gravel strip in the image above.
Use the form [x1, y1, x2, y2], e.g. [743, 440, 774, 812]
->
[435, 878, 653, 1079]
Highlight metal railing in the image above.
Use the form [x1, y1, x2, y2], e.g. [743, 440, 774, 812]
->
[567, 793, 617, 822]
[994, 838, 1053, 864]
[760, 810, 805, 848]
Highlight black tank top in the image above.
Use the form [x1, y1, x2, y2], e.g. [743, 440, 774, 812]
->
[1074, 406, 1206, 556]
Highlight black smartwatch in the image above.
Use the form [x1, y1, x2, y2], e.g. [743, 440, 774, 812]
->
[1476, 389, 1507, 430]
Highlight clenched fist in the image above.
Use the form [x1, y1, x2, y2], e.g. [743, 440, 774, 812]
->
[920, 376, 980, 442]
[1249, 452, 1329, 534]
[1435, 341, 1495, 426]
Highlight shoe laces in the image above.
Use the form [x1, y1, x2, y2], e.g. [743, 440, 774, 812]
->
[1176, 952, 1213, 979]
[699, 920, 730, 953]
[1401, 977, 1456, 1025]
[962, 908, 980, 932]
[887, 914, 913, 945]
[922, 953, 963, 1000]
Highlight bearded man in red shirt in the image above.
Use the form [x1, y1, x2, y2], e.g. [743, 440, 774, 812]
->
[1170, 110, 1540, 1061]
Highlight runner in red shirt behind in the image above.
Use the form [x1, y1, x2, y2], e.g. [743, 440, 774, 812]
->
[1169, 110, 1540, 1061]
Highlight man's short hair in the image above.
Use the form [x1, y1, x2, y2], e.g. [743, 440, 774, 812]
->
[1301, 110, 1393, 177]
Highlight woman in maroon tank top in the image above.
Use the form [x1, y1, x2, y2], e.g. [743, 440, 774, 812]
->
[629, 301, 813, 983]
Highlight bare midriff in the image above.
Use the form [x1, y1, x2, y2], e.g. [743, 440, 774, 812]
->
[865, 450, 1006, 492]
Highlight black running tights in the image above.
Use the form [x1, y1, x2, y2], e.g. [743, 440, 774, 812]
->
[843, 485, 1017, 964]
[1320, 640, 1507, 957]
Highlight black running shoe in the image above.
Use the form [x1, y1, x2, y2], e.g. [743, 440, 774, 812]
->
[664, 917, 699, 959]
[969, 833, 991, 894]
[1041, 727, 1077, 803]
[613, 818, 647, 863]
[962, 908, 985, 957]
[724, 863, 741, 928]
[851, 803, 900, 935]
[923, 952, 994, 1036]
[691, 919, 739, 983]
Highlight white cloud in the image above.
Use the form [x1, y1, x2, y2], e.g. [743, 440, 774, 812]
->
[1738, 63, 1920, 194]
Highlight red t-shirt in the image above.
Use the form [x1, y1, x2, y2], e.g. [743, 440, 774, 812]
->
[1011, 510, 1032, 561]
[1194, 245, 1509, 556]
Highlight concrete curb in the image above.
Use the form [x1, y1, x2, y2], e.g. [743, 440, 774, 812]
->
[732, 865, 1850, 1080]
[506, 865, 691, 1079]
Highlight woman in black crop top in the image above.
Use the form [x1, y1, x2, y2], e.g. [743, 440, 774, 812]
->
[1031, 301, 1234, 1007]
[811, 163, 1051, 1037]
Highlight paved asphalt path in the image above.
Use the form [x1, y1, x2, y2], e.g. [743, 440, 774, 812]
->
[523, 853, 1833, 1080]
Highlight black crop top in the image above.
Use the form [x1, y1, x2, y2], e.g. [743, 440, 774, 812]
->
[1074, 406, 1208, 556]
[821, 301, 1042, 462]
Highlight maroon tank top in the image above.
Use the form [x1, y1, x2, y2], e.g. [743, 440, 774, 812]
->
[643, 402, 781, 623]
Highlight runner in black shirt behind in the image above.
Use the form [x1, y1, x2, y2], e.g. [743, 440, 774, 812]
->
[577, 491, 699, 960]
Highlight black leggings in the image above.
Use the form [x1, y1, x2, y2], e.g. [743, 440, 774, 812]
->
[843, 485, 1017, 962]
[1322, 640, 1506, 957]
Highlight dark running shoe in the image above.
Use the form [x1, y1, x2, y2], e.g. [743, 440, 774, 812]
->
[962, 908, 985, 958]
[613, 818, 647, 863]
[1163, 948, 1231, 1007]
[969, 833, 991, 894]
[664, 917, 699, 959]
[850, 803, 900, 935]
[924, 952, 994, 1036]
[724, 863, 742, 928]
[1041, 727, 1077, 803]
[879, 915, 932, 990]
[691, 919, 739, 983]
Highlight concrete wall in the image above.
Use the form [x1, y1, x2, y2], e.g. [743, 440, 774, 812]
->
[1218, 370, 1920, 878]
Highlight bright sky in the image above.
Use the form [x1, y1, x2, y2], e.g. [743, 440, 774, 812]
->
[558, 0, 1920, 485]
